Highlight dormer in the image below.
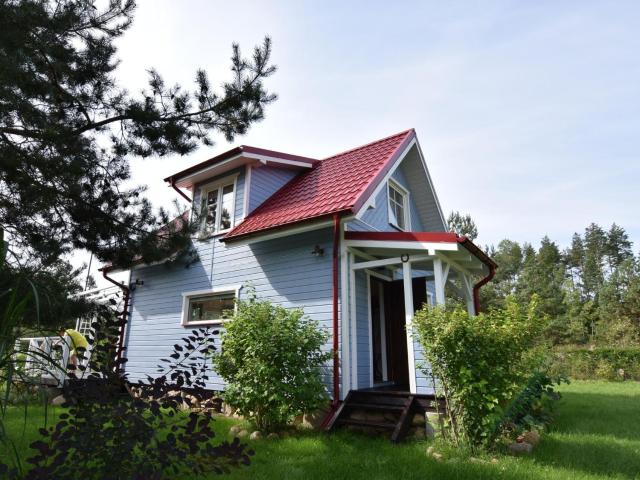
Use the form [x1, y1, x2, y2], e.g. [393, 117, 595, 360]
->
[164, 146, 316, 236]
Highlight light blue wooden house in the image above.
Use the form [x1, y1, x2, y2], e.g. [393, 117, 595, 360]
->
[110, 129, 495, 432]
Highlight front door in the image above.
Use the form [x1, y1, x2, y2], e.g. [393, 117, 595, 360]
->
[373, 277, 427, 389]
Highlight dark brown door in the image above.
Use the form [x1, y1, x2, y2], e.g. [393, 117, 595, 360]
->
[383, 277, 427, 389]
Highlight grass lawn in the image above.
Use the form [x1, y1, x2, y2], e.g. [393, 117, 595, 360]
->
[2, 381, 639, 479]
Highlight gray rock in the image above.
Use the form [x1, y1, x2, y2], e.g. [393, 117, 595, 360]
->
[249, 431, 263, 440]
[51, 394, 66, 406]
[508, 442, 533, 455]
[236, 429, 249, 438]
[229, 425, 242, 435]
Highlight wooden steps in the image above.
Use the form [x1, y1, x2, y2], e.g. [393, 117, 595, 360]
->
[325, 389, 446, 443]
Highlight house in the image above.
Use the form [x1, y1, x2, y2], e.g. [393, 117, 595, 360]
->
[111, 129, 496, 414]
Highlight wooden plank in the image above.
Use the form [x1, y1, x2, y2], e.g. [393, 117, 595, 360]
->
[325, 391, 353, 431]
[390, 396, 416, 443]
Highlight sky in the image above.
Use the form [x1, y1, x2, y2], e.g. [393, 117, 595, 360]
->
[82, 0, 640, 285]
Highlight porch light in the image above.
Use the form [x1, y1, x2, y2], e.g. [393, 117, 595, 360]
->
[311, 245, 325, 257]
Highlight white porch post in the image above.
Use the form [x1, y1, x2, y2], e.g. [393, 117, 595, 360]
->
[433, 257, 446, 306]
[462, 274, 476, 316]
[402, 261, 417, 394]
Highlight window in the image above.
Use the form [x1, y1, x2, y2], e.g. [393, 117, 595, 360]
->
[199, 176, 236, 235]
[387, 180, 409, 230]
[181, 287, 240, 326]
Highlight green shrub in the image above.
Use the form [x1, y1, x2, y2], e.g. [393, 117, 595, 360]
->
[212, 294, 331, 432]
[550, 347, 640, 381]
[413, 296, 553, 447]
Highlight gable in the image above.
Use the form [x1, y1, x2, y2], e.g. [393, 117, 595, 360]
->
[354, 142, 446, 233]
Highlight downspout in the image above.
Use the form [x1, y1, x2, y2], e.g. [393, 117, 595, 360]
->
[331, 213, 341, 406]
[101, 268, 131, 374]
[320, 212, 342, 429]
[169, 177, 192, 203]
[473, 264, 496, 315]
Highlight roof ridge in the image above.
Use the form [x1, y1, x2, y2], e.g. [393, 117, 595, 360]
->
[322, 128, 415, 161]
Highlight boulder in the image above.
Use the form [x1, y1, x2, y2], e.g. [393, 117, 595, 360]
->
[229, 425, 242, 436]
[249, 431, 263, 440]
[303, 408, 329, 430]
[51, 394, 66, 406]
[236, 429, 249, 438]
[520, 430, 541, 446]
[431, 452, 444, 462]
[412, 413, 426, 426]
[508, 442, 533, 455]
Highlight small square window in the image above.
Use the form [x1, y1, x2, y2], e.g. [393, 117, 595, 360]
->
[181, 288, 239, 326]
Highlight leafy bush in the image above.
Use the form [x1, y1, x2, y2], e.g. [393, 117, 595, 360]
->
[498, 371, 566, 438]
[212, 294, 331, 432]
[413, 296, 551, 447]
[1, 308, 252, 479]
[550, 346, 640, 381]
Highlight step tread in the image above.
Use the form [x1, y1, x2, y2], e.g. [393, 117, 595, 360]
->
[347, 402, 405, 412]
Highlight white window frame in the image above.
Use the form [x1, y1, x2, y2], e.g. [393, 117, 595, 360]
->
[387, 179, 411, 231]
[180, 285, 242, 326]
[197, 173, 238, 237]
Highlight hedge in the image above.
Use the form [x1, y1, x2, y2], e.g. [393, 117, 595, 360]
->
[549, 347, 640, 381]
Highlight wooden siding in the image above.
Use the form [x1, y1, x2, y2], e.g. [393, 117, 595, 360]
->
[357, 167, 424, 232]
[247, 165, 298, 214]
[124, 228, 337, 392]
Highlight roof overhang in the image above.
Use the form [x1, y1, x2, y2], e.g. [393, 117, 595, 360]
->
[165, 145, 317, 189]
[344, 231, 496, 277]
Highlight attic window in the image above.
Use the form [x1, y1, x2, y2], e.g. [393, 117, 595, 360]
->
[181, 287, 240, 326]
[387, 180, 409, 231]
[199, 175, 236, 235]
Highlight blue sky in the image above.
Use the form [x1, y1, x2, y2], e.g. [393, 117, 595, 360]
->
[90, 0, 639, 280]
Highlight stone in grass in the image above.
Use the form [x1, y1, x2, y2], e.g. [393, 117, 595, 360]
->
[520, 430, 541, 446]
[426, 447, 443, 462]
[236, 429, 249, 438]
[250, 431, 263, 440]
[508, 442, 533, 455]
[51, 394, 66, 406]
[229, 425, 242, 436]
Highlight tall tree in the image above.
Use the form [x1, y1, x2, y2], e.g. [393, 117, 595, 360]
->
[447, 211, 478, 241]
[0, 0, 276, 270]
[605, 223, 633, 273]
[582, 223, 607, 299]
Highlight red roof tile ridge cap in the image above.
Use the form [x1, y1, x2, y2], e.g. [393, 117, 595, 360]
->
[321, 128, 415, 161]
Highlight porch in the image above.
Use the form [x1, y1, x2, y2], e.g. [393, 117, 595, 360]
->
[341, 231, 496, 396]
[328, 231, 494, 440]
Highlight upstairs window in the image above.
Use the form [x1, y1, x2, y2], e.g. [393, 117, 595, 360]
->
[387, 180, 409, 231]
[199, 177, 236, 235]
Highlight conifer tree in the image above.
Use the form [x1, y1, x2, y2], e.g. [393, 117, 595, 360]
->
[0, 0, 276, 271]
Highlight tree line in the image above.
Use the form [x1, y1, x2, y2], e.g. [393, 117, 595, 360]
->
[448, 213, 639, 347]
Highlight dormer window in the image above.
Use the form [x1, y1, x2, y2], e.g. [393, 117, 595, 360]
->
[387, 180, 410, 231]
[199, 175, 237, 235]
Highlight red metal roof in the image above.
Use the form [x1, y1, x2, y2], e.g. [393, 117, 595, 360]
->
[223, 129, 416, 241]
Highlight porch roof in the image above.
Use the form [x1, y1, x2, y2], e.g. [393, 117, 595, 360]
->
[344, 230, 496, 276]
